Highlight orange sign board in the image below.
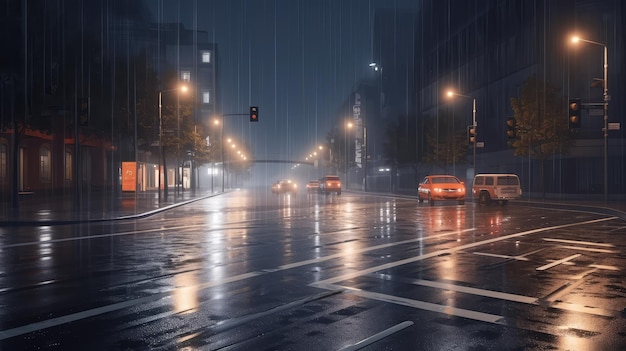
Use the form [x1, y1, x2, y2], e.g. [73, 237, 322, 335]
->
[122, 162, 136, 192]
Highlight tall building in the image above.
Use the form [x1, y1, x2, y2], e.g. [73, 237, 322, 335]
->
[153, 23, 218, 129]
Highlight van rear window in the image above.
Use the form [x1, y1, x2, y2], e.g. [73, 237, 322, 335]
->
[497, 176, 519, 185]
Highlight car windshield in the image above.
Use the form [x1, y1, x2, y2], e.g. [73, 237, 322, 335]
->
[326, 176, 340, 181]
[432, 177, 460, 184]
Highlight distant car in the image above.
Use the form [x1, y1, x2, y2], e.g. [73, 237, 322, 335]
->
[306, 180, 320, 193]
[417, 175, 466, 205]
[319, 175, 341, 195]
[272, 179, 298, 194]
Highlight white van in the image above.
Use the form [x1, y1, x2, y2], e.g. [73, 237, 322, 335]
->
[472, 174, 521, 205]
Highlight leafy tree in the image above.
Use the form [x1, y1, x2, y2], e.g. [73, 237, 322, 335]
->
[509, 75, 573, 195]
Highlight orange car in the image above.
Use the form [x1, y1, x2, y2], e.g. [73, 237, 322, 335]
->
[417, 175, 466, 205]
[319, 175, 341, 195]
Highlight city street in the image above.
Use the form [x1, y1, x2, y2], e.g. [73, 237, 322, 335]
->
[1, 189, 625, 350]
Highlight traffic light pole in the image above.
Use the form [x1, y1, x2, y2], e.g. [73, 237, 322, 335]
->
[472, 98, 476, 172]
[219, 109, 258, 192]
[572, 37, 608, 202]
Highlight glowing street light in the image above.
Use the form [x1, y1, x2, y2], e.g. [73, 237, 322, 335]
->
[570, 35, 609, 202]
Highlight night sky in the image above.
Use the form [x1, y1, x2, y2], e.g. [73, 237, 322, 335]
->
[145, 0, 419, 176]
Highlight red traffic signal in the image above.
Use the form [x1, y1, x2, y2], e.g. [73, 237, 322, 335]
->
[250, 106, 259, 122]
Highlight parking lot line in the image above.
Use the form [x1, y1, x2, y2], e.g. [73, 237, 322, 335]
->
[536, 254, 582, 271]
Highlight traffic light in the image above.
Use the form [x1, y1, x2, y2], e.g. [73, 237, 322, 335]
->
[467, 125, 476, 144]
[250, 106, 259, 122]
[78, 97, 89, 127]
[506, 117, 516, 139]
[568, 98, 581, 129]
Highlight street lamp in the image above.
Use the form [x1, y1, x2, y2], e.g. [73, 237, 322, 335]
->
[571, 35, 609, 202]
[158, 85, 187, 202]
[447, 90, 477, 174]
[319, 145, 332, 174]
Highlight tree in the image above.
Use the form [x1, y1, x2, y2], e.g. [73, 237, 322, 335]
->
[509, 75, 574, 195]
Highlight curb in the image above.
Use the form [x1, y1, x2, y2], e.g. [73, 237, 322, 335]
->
[0, 193, 219, 227]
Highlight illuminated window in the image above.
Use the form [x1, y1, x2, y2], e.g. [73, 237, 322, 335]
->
[181, 71, 191, 82]
[203, 91, 210, 104]
[201, 51, 211, 63]
[0, 143, 6, 181]
[65, 150, 72, 181]
[40, 146, 51, 182]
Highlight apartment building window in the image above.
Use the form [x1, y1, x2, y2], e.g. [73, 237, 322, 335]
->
[201, 51, 211, 63]
[203, 91, 210, 104]
[65, 149, 72, 181]
[40, 146, 51, 182]
[181, 71, 191, 82]
[0, 143, 6, 181]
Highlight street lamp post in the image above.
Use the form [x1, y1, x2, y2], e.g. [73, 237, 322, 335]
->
[363, 126, 367, 191]
[571, 36, 609, 202]
[319, 145, 333, 174]
[220, 117, 225, 192]
[447, 91, 477, 174]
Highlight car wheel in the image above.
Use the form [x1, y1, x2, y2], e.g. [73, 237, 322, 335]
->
[458, 200, 465, 205]
[428, 193, 434, 206]
[337, 191, 341, 195]
[418, 196, 423, 204]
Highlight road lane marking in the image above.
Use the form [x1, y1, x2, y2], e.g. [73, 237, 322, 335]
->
[542, 238, 615, 247]
[404, 278, 538, 304]
[472, 252, 530, 261]
[589, 264, 619, 270]
[323, 283, 506, 325]
[473, 247, 547, 261]
[536, 254, 582, 271]
[556, 245, 616, 253]
[0, 291, 171, 341]
[339, 321, 414, 351]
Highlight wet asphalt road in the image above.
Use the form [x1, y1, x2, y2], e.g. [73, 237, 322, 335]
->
[1, 189, 625, 350]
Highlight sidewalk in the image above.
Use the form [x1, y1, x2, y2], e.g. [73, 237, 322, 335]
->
[0, 189, 216, 226]
[1, 189, 625, 225]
